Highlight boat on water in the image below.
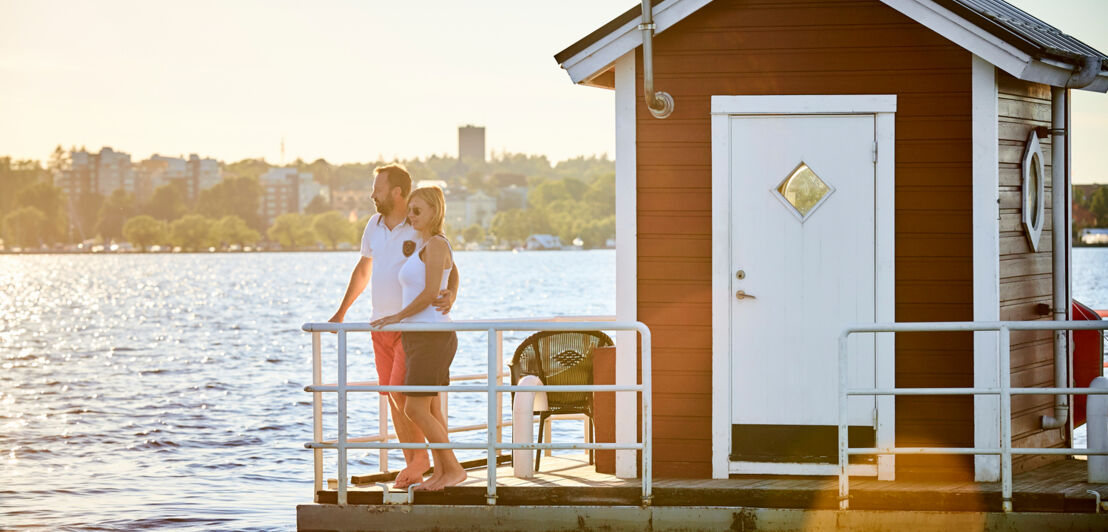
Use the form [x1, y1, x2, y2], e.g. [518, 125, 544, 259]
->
[298, 0, 1108, 530]
[524, 234, 563, 251]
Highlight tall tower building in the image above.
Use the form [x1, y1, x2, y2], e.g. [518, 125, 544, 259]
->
[458, 125, 485, 163]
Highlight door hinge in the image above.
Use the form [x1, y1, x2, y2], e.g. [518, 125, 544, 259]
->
[872, 141, 878, 163]
[872, 408, 878, 426]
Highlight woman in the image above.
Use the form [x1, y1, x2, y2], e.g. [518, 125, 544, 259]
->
[371, 186, 466, 491]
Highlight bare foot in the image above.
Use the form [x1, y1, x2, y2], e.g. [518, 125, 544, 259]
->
[413, 466, 466, 491]
[439, 468, 467, 489]
[393, 467, 426, 490]
[413, 475, 443, 491]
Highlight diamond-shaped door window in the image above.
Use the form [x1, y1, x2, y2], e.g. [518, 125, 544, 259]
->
[772, 162, 834, 222]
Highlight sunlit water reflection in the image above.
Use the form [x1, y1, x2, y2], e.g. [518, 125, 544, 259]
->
[0, 250, 614, 530]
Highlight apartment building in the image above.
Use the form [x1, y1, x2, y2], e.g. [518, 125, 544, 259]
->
[60, 147, 133, 199]
[258, 168, 321, 227]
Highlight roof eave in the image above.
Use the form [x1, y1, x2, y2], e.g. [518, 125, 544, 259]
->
[883, 0, 1108, 92]
[1021, 59, 1108, 93]
[555, 0, 714, 86]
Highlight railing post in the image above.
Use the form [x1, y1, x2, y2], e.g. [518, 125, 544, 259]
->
[999, 325, 1013, 512]
[640, 323, 653, 505]
[379, 326, 389, 474]
[337, 329, 349, 505]
[379, 394, 388, 473]
[312, 332, 323, 502]
[1088, 376, 1108, 482]
[486, 327, 498, 505]
[441, 386, 449, 434]
[838, 331, 850, 510]
[496, 330, 504, 454]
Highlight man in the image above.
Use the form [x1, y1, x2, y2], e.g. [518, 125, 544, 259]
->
[329, 163, 459, 489]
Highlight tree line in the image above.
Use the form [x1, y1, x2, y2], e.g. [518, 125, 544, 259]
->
[116, 211, 367, 252]
[1, 151, 616, 250]
[1075, 185, 1108, 236]
[488, 172, 614, 248]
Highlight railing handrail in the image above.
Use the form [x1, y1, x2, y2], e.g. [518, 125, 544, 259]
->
[318, 373, 506, 387]
[838, 319, 1108, 513]
[304, 318, 651, 506]
[326, 414, 586, 445]
[302, 319, 623, 332]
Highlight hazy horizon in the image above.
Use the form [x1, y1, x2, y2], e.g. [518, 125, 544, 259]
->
[3, 0, 1107, 182]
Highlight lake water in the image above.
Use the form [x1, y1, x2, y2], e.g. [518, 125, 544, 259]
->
[1, 248, 1106, 530]
[0, 250, 614, 531]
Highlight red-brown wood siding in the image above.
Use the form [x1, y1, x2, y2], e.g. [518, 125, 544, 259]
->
[635, 0, 975, 478]
[996, 71, 1063, 473]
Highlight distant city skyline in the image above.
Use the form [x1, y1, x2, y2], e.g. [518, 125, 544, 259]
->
[2, 0, 1106, 182]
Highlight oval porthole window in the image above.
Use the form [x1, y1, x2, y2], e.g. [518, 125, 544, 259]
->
[1021, 131, 1045, 251]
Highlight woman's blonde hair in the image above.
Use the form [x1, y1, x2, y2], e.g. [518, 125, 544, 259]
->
[408, 185, 446, 236]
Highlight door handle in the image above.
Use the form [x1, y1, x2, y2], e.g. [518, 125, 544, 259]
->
[735, 290, 756, 300]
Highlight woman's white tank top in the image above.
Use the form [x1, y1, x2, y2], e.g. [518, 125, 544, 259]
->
[397, 236, 453, 323]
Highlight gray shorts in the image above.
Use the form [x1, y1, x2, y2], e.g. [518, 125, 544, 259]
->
[400, 331, 457, 396]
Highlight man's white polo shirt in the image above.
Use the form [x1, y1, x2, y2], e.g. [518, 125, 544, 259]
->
[360, 213, 421, 320]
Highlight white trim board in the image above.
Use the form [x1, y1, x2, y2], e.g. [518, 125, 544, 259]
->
[711, 95, 898, 115]
[557, 0, 1107, 93]
[710, 94, 897, 480]
[874, 107, 897, 481]
[710, 105, 731, 480]
[614, 51, 638, 479]
[560, 0, 713, 85]
[971, 55, 1001, 483]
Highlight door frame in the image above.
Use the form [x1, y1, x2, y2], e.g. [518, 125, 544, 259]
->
[709, 95, 897, 479]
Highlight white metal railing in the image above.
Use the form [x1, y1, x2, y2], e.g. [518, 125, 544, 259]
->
[838, 320, 1108, 512]
[302, 319, 652, 506]
[345, 316, 612, 472]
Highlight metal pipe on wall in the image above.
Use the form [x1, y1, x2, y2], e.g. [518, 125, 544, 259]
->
[1065, 88, 1074, 433]
[1043, 86, 1069, 430]
[1043, 55, 1101, 430]
[639, 0, 674, 119]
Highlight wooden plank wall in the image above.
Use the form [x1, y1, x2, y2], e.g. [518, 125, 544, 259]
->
[637, 0, 975, 478]
[996, 72, 1063, 472]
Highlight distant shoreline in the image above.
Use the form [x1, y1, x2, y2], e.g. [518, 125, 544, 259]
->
[0, 247, 614, 256]
[0, 249, 353, 255]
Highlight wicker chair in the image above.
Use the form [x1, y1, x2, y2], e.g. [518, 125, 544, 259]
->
[508, 330, 614, 471]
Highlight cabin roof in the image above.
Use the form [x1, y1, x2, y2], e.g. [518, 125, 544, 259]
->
[936, 0, 1107, 67]
[555, 0, 1108, 92]
[552, 0, 661, 67]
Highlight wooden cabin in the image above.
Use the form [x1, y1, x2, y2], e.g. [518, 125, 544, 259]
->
[555, 0, 1108, 481]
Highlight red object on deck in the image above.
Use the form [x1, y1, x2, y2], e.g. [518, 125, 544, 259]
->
[1072, 300, 1104, 427]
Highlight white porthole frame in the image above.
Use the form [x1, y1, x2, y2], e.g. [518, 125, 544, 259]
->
[1021, 131, 1045, 252]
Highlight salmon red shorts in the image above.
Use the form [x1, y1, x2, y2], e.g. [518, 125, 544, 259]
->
[371, 331, 407, 396]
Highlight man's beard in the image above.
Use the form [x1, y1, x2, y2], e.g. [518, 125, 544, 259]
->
[374, 197, 392, 215]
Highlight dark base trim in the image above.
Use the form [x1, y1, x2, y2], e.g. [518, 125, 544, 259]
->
[730, 424, 875, 464]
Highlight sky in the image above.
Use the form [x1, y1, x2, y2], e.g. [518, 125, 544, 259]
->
[1, 0, 1106, 182]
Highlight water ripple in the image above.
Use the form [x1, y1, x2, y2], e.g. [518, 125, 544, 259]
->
[0, 251, 616, 530]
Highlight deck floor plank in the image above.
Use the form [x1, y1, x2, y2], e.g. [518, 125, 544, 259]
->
[320, 455, 1107, 512]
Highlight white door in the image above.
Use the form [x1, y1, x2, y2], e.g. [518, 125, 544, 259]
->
[728, 114, 877, 471]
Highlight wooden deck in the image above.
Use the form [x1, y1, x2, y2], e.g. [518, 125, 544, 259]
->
[319, 455, 1108, 513]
